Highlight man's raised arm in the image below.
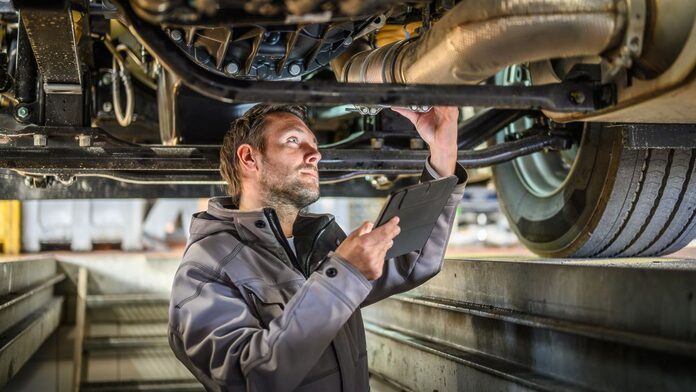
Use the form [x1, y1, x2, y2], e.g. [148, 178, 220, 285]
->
[362, 106, 468, 306]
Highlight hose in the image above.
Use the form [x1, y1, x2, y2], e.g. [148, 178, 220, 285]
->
[96, 33, 135, 127]
[111, 46, 134, 127]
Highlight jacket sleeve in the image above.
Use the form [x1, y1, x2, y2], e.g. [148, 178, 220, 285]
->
[361, 158, 467, 307]
[168, 252, 372, 392]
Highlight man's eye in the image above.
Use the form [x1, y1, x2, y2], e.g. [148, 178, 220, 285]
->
[287, 136, 299, 144]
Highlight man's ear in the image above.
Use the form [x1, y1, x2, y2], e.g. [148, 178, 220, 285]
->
[236, 144, 258, 175]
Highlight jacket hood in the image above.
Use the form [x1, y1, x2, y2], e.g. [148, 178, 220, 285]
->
[186, 197, 240, 248]
[186, 197, 344, 275]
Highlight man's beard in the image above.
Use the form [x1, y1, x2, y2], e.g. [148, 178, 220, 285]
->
[259, 159, 320, 211]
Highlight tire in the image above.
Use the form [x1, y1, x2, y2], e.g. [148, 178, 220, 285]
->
[493, 123, 696, 257]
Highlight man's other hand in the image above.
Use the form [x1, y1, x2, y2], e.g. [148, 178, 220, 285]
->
[335, 217, 401, 280]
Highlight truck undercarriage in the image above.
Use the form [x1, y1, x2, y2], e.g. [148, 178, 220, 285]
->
[1, 0, 696, 257]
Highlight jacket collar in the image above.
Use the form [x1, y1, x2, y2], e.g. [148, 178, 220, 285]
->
[205, 197, 344, 275]
[206, 197, 335, 237]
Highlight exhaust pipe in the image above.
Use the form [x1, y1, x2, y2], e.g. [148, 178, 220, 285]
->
[334, 0, 627, 84]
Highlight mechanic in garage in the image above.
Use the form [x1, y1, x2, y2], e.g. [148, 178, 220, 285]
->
[167, 104, 467, 391]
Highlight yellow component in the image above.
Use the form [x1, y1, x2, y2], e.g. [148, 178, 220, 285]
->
[72, 10, 83, 42]
[0, 201, 21, 255]
[110, 18, 130, 40]
[376, 22, 422, 48]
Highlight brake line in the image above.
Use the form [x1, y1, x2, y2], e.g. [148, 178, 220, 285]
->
[111, 50, 134, 127]
[93, 33, 134, 127]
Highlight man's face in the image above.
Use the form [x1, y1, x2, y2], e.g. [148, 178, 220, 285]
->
[256, 112, 321, 209]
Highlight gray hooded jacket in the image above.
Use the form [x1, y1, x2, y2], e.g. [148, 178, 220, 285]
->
[168, 162, 467, 391]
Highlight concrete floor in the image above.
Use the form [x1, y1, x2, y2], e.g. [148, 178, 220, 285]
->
[3, 242, 695, 392]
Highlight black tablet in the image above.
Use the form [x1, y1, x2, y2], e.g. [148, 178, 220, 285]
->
[374, 175, 459, 259]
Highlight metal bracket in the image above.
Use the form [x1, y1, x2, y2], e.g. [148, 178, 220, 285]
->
[20, 5, 85, 126]
[353, 14, 387, 41]
[349, 104, 431, 116]
[607, 0, 646, 77]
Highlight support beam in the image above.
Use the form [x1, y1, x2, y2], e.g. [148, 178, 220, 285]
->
[0, 126, 572, 184]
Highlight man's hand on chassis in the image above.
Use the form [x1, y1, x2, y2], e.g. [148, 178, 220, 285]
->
[335, 106, 458, 280]
[391, 106, 459, 177]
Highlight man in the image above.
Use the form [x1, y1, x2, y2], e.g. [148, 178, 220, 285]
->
[168, 104, 467, 391]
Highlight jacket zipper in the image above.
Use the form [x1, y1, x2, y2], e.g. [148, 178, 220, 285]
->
[263, 209, 305, 277]
[306, 218, 334, 274]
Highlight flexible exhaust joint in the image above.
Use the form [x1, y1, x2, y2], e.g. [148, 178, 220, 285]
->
[335, 0, 627, 84]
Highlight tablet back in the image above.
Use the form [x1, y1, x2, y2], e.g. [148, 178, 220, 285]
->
[375, 176, 458, 259]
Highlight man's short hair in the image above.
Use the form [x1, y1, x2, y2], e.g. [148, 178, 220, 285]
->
[219, 104, 308, 204]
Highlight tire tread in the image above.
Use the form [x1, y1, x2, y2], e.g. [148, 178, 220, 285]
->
[612, 150, 674, 256]
[588, 149, 696, 257]
[593, 150, 652, 256]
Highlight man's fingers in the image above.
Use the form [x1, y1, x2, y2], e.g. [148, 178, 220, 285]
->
[369, 220, 401, 243]
[382, 219, 400, 238]
[391, 224, 401, 238]
[357, 221, 374, 236]
[346, 221, 370, 239]
[380, 216, 399, 229]
[390, 107, 420, 126]
[385, 217, 400, 238]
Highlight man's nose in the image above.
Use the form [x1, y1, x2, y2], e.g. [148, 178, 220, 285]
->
[305, 145, 321, 164]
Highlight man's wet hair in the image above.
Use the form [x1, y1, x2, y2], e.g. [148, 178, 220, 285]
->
[219, 104, 308, 204]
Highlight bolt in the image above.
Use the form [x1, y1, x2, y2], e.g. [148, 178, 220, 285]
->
[370, 137, 384, 149]
[101, 72, 113, 86]
[410, 138, 425, 150]
[408, 105, 431, 113]
[33, 134, 47, 147]
[288, 63, 302, 76]
[16, 106, 30, 119]
[264, 31, 281, 45]
[569, 90, 586, 105]
[629, 37, 641, 52]
[102, 101, 113, 112]
[169, 29, 183, 42]
[224, 61, 240, 75]
[78, 134, 91, 147]
[368, 175, 393, 190]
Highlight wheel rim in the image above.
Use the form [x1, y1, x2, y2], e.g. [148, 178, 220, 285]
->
[499, 65, 579, 198]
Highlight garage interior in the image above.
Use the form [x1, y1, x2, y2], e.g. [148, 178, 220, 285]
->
[1, 197, 695, 391]
[2, 0, 696, 391]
